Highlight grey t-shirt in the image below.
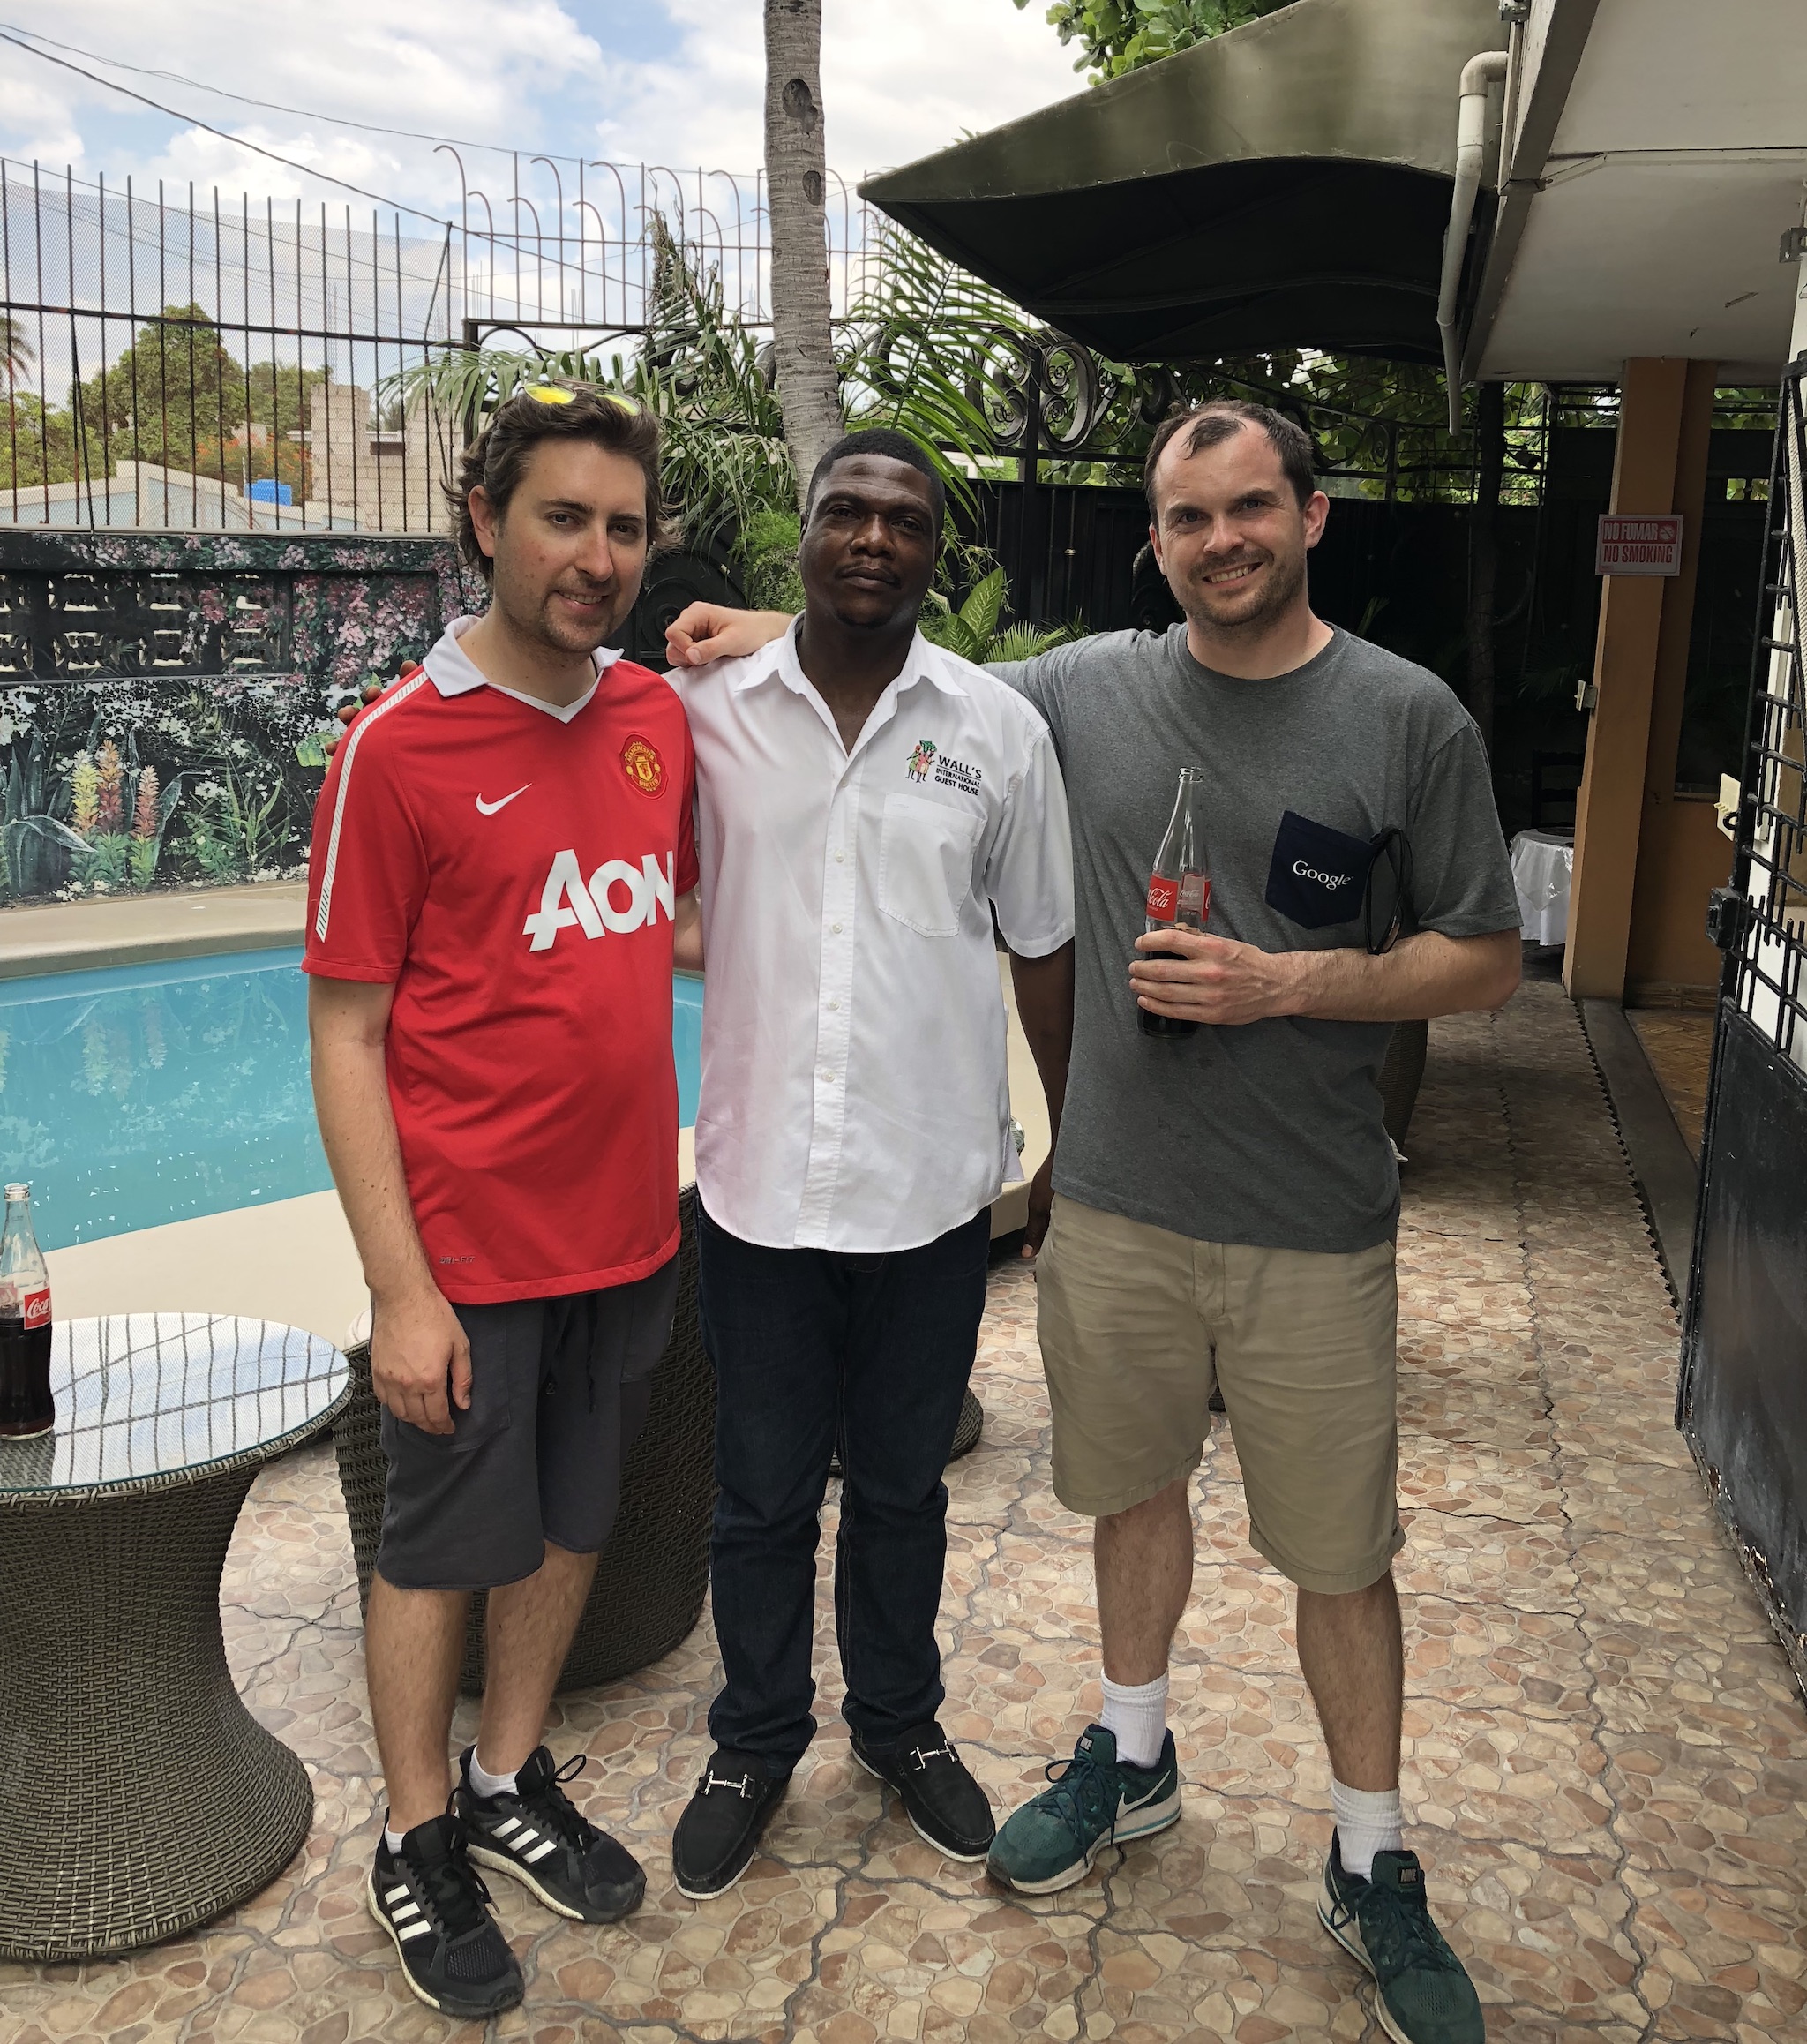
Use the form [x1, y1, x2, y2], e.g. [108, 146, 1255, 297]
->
[991, 623, 1518, 1253]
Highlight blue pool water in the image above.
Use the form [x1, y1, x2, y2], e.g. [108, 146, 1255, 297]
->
[0, 950, 705, 1251]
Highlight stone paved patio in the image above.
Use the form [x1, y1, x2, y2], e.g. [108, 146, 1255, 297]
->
[4, 981, 1803, 2044]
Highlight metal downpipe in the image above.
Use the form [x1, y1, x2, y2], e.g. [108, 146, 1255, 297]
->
[1438, 49, 1511, 434]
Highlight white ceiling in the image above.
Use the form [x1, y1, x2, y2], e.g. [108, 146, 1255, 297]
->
[1477, 0, 1807, 380]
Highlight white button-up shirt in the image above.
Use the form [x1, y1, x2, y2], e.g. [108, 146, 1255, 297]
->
[676, 620, 1074, 1252]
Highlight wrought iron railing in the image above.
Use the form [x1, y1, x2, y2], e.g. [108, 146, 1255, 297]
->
[0, 155, 881, 536]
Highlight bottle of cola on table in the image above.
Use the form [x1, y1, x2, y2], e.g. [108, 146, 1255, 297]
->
[1141, 766, 1210, 1040]
[0, 1181, 54, 1438]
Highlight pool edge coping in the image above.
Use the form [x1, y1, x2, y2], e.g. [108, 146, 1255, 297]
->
[0, 883, 307, 981]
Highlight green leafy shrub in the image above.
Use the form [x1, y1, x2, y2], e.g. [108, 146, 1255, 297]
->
[919, 568, 1077, 664]
[1016, 0, 1293, 81]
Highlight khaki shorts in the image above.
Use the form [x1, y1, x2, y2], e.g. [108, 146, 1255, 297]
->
[1035, 1197, 1404, 1595]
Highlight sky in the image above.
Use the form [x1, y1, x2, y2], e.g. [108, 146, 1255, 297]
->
[0, 2, 1088, 217]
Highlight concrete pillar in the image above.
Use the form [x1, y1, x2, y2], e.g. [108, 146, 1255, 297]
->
[1564, 358, 1716, 1003]
[1624, 361, 1721, 996]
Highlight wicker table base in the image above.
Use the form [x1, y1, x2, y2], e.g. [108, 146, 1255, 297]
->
[0, 1466, 316, 1959]
[0, 1313, 348, 1962]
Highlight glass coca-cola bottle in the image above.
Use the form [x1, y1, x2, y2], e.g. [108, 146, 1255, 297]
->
[0, 1182, 54, 1438]
[1141, 767, 1210, 1040]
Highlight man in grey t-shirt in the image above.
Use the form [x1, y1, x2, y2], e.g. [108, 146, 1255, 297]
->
[666, 401, 1519, 2044]
[995, 567, 1513, 1261]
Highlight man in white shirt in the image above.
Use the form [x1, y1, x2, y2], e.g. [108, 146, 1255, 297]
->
[667, 429, 1076, 1899]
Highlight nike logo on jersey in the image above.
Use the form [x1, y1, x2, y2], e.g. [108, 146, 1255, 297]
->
[523, 849, 676, 951]
[476, 785, 531, 815]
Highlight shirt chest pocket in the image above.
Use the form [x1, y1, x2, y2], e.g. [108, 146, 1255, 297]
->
[1265, 809, 1372, 930]
[878, 793, 983, 938]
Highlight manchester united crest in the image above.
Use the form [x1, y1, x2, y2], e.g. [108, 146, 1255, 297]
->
[621, 734, 664, 797]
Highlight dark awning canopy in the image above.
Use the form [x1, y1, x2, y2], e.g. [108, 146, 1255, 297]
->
[859, 0, 1506, 366]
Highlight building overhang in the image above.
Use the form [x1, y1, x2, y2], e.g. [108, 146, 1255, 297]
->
[859, 0, 1506, 367]
[1462, 0, 1807, 386]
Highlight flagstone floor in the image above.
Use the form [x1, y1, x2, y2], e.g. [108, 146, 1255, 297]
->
[5, 981, 1803, 2044]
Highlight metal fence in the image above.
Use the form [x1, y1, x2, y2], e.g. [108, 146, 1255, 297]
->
[0, 154, 881, 534]
[1725, 360, 1807, 1068]
[0, 154, 1782, 541]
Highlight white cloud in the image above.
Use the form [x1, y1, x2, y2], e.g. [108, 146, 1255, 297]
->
[0, 64, 91, 169]
[1, 0, 613, 212]
[1, 0, 1085, 212]
[596, 0, 1084, 177]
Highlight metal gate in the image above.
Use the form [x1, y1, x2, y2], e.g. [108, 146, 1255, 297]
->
[1679, 357, 1807, 1696]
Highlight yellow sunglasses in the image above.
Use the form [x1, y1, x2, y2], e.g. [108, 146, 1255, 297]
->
[521, 382, 635, 410]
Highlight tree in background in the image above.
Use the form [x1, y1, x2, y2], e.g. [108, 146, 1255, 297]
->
[1016, 0, 1292, 80]
[764, 0, 843, 507]
[26, 307, 324, 497]
[76, 304, 240, 469]
[0, 315, 34, 384]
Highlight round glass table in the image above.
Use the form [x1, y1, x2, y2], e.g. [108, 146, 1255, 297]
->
[0, 1313, 349, 1960]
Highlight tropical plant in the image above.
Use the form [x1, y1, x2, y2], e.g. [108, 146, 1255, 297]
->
[63, 733, 187, 892]
[382, 220, 1001, 553]
[177, 801, 249, 884]
[1016, 0, 1293, 80]
[764, 0, 842, 504]
[1, 734, 86, 899]
[918, 568, 1077, 664]
[0, 314, 34, 382]
[738, 507, 808, 612]
[841, 226, 1030, 485]
[175, 771, 286, 883]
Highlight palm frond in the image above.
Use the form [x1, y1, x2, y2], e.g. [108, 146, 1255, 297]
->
[842, 224, 1028, 515]
[993, 620, 1078, 663]
[956, 567, 1008, 647]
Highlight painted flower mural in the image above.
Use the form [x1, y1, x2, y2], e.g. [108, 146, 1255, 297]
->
[0, 530, 472, 904]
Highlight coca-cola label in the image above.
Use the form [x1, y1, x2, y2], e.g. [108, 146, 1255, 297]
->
[1146, 875, 1178, 922]
[1179, 874, 1211, 923]
[21, 1288, 49, 1330]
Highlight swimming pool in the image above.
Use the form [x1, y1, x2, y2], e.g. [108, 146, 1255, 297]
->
[0, 950, 705, 1251]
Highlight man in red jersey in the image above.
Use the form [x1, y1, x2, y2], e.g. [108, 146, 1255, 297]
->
[305, 387, 697, 2021]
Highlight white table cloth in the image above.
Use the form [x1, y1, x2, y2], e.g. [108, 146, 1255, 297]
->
[1511, 829, 1574, 945]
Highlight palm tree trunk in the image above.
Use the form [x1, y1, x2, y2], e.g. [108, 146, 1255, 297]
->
[764, 0, 843, 510]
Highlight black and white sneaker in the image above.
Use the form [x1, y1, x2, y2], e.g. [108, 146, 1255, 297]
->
[852, 1721, 995, 1862]
[457, 1745, 646, 1925]
[366, 1812, 522, 2020]
[671, 1748, 788, 1900]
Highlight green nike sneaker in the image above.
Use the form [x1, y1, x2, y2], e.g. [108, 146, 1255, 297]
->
[986, 1725, 1181, 1895]
[1318, 1837, 1484, 2044]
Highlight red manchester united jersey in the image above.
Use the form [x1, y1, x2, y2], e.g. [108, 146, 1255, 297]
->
[303, 620, 698, 1303]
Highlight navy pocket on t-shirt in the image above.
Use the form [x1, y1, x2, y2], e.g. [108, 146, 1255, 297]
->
[1265, 810, 1370, 929]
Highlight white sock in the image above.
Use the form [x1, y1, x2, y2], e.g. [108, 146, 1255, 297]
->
[382, 1815, 405, 1854]
[1099, 1672, 1168, 1770]
[1332, 1778, 1405, 1881]
[468, 1750, 519, 1800]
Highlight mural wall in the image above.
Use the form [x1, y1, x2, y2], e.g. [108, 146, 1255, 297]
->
[0, 531, 474, 905]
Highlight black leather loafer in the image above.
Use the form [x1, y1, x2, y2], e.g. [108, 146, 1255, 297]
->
[671, 1748, 788, 1899]
[852, 1721, 995, 1862]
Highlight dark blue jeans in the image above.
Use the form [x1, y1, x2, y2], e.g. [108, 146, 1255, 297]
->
[697, 1202, 992, 1772]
